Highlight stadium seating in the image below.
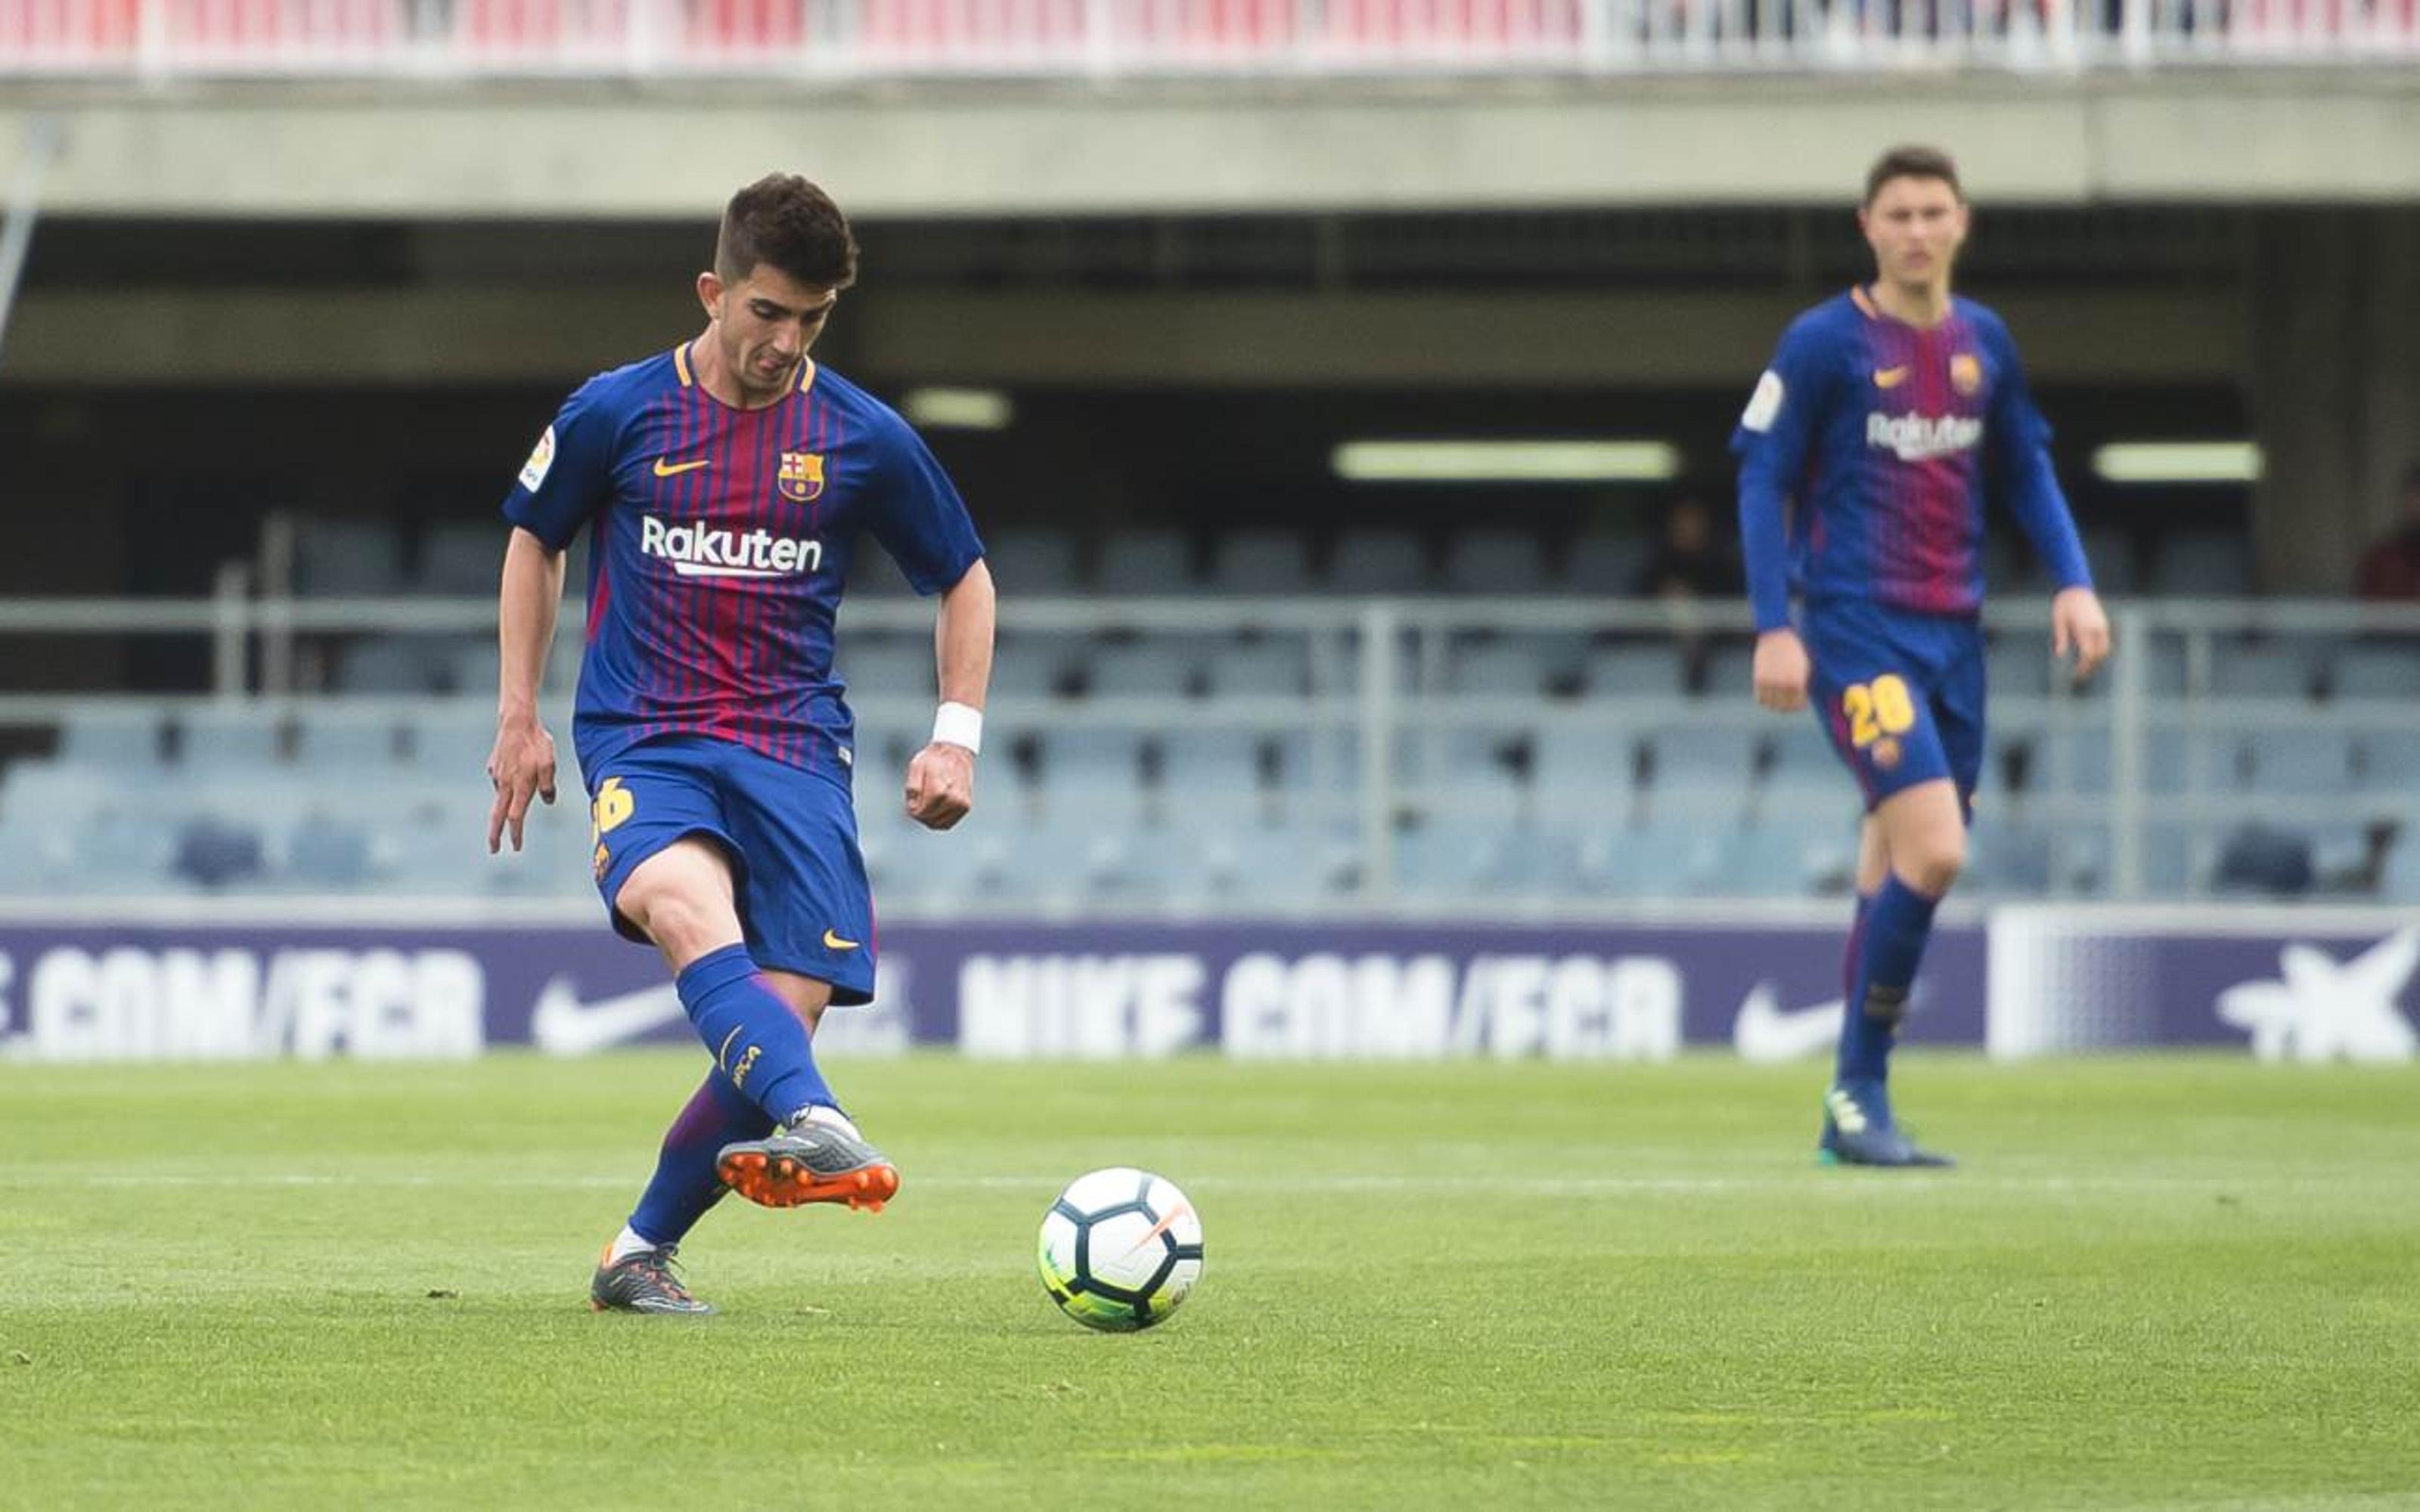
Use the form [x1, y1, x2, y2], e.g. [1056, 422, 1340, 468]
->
[1443, 531, 1549, 596]
[6, 525, 2414, 905]
[1208, 531, 1316, 596]
[1096, 530, 1198, 594]
[2149, 530, 2255, 596]
[1328, 529, 1429, 595]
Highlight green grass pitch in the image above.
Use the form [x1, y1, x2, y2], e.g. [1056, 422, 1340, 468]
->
[4, 1053, 2417, 1510]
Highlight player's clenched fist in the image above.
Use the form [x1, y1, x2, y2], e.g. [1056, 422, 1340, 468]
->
[485, 714, 558, 854]
[904, 741, 975, 830]
[1751, 627, 1811, 712]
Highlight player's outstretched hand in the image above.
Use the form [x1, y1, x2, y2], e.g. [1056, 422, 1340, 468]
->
[2051, 586, 2112, 686]
[486, 714, 558, 854]
[906, 741, 975, 830]
[1751, 628, 1811, 712]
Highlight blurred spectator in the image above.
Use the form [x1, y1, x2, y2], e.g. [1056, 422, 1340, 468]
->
[2214, 822, 2314, 897]
[1636, 498, 1744, 601]
[172, 817, 265, 891]
[2353, 463, 2420, 601]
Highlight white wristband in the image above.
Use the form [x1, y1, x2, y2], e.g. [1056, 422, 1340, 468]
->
[932, 701, 983, 754]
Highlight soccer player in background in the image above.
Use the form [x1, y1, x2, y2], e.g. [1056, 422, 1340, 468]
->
[486, 174, 995, 1312]
[1732, 145, 2109, 1167]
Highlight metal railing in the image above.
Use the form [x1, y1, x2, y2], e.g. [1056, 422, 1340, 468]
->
[2, 587, 2415, 907]
[2, 0, 2414, 79]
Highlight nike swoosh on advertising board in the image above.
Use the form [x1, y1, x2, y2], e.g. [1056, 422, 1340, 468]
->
[530, 978, 687, 1056]
[1731, 983, 1845, 1064]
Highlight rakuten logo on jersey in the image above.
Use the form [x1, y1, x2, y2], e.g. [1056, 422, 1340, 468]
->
[639, 516, 824, 580]
[1866, 412, 1984, 463]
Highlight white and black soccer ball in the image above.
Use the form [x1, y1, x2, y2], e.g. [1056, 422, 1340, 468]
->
[1036, 1167, 1203, 1332]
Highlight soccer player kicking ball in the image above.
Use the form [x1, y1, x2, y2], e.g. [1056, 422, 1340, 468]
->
[486, 174, 995, 1311]
[1731, 146, 2109, 1167]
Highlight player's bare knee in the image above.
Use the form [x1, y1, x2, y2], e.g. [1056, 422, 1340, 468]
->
[616, 875, 737, 965]
[1900, 843, 1965, 897]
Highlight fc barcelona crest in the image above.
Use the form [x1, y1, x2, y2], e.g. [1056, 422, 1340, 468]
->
[779, 451, 825, 503]
[1950, 354, 1982, 396]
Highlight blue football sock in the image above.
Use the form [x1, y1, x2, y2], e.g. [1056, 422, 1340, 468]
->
[628, 1070, 774, 1247]
[675, 943, 841, 1127]
[1835, 873, 1941, 1089]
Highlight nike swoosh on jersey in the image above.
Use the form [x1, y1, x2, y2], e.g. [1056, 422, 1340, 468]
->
[1872, 366, 1910, 389]
[823, 928, 862, 951]
[653, 457, 712, 477]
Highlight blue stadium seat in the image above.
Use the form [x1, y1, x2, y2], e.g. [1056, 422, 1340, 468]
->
[1328, 529, 1429, 595]
[1444, 640, 1554, 696]
[374, 792, 489, 894]
[57, 708, 168, 769]
[1096, 530, 1198, 595]
[2329, 645, 2420, 701]
[1394, 815, 1557, 898]
[1208, 530, 1314, 596]
[2236, 730, 2354, 794]
[1153, 732, 1269, 828]
[985, 527, 1083, 596]
[1171, 817, 1354, 906]
[1562, 531, 1653, 596]
[1646, 728, 1758, 792]
[2145, 636, 2190, 696]
[2158, 529, 2245, 595]
[1568, 816, 1723, 897]
[178, 708, 284, 769]
[338, 636, 451, 694]
[2356, 731, 2420, 789]
[1202, 640, 1310, 699]
[1986, 636, 2052, 699]
[987, 631, 1086, 699]
[444, 637, 501, 698]
[2148, 823, 2204, 894]
[2149, 529, 2253, 596]
[419, 522, 501, 595]
[1969, 821, 2055, 894]
[2211, 640, 2321, 700]
[1696, 642, 1756, 700]
[1582, 643, 1686, 698]
[410, 711, 502, 782]
[1035, 730, 1147, 813]
[295, 711, 402, 770]
[1086, 641, 1202, 698]
[294, 517, 406, 598]
[284, 813, 374, 888]
[0, 810, 76, 892]
[1442, 530, 1547, 596]
[1761, 723, 1841, 795]
[2381, 826, 2420, 904]
[835, 636, 939, 700]
[1531, 723, 1641, 798]
[1714, 819, 1840, 897]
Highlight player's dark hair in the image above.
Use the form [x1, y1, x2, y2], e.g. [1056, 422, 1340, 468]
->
[1863, 145, 1965, 206]
[715, 174, 859, 291]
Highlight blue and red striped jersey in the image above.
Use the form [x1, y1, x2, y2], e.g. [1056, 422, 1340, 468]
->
[1730, 286, 2089, 631]
[502, 343, 984, 780]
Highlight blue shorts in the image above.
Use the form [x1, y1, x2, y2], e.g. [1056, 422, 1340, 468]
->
[1801, 598, 1985, 816]
[584, 735, 876, 1005]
